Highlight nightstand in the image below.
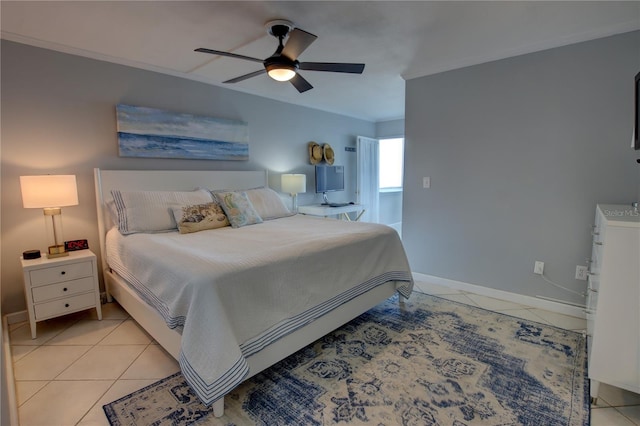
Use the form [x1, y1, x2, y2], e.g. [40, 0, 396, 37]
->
[21, 249, 102, 338]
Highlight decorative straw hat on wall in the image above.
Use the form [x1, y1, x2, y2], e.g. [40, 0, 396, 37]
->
[308, 141, 323, 164]
[323, 144, 335, 165]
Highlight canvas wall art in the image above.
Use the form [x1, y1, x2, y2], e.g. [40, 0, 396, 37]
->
[116, 104, 249, 160]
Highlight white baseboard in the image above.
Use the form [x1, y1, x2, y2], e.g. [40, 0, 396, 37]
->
[5, 310, 27, 326]
[412, 272, 586, 319]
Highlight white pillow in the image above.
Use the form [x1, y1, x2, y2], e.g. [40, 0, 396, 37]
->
[111, 188, 213, 234]
[244, 187, 293, 220]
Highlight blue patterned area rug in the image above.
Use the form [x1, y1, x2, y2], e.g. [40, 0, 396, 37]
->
[103, 292, 588, 425]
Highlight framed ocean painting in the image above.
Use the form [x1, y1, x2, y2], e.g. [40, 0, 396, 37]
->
[116, 104, 249, 160]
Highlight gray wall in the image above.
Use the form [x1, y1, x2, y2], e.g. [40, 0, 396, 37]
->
[404, 31, 640, 305]
[376, 119, 405, 139]
[379, 191, 403, 226]
[0, 40, 375, 314]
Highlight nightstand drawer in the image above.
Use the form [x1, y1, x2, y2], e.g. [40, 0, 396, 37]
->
[34, 292, 97, 320]
[29, 261, 93, 287]
[31, 277, 95, 303]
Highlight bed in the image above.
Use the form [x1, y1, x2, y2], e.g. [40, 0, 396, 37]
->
[94, 168, 413, 417]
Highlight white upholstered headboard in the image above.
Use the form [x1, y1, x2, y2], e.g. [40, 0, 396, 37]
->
[93, 168, 268, 273]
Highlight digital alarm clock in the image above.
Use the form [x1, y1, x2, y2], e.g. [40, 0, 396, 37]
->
[64, 239, 89, 251]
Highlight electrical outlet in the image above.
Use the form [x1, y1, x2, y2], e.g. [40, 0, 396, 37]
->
[575, 265, 588, 281]
[534, 261, 544, 275]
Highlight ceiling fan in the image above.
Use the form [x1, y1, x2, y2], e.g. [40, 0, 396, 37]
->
[195, 20, 365, 93]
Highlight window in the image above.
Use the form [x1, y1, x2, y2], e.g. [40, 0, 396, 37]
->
[379, 138, 404, 190]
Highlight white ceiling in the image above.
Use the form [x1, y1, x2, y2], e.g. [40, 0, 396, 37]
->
[2, 1, 639, 122]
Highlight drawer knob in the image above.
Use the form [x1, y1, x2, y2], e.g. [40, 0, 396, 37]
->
[63, 287, 68, 292]
[60, 271, 66, 275]
[64, 303, 70, 308]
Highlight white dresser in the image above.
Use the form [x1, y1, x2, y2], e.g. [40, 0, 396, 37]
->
[587, 204, 640, 402]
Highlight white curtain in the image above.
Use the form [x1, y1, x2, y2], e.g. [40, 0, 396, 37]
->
[356, 136, 380, 223]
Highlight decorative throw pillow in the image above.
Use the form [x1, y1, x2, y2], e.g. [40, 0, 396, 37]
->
[171, 202, 230, 234]
[244, 187, 293, 220]
[214, 191, 263, 228]
[111, 188, 213, 234]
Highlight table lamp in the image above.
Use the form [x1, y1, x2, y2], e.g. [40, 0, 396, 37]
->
[281, 174, 306, 214]
[20, 175, 79, 258]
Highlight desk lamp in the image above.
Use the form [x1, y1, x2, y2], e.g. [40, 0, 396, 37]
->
[281, 174, 306, 214]
[20, 175, 79, 258]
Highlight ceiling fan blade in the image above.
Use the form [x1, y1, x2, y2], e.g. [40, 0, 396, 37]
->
[299, 62, 365, 74]
[223, 69, 266, 84]
[290, 73, 313, 93]
[195, 48, 264, 64]
[281, 28, 317, 60]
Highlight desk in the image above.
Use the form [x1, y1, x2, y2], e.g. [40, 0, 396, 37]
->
[298, 204, 366, 221]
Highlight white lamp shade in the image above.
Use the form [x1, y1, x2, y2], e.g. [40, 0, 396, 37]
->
[281, 174, 306, 194]
[268, 67, 296, 82]
[20, 175, 79, 208]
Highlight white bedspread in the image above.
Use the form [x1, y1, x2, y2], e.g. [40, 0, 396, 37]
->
[106, 215, 413, 405]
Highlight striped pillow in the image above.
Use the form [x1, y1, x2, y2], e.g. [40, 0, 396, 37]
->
[111, 188, 213, 234]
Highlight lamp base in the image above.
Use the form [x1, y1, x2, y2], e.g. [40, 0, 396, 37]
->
[47, 245, 68, 258]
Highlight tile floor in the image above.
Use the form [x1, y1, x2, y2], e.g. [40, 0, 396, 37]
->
[6, 280, 640, 425]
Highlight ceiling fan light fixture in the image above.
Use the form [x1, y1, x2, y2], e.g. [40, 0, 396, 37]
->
[196, 21, 364, 93]
[267, 65, 296, 82]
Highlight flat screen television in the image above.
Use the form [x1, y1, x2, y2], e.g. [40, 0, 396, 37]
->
[315, 165, 345, 200]
[634, 71, 639, 150]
